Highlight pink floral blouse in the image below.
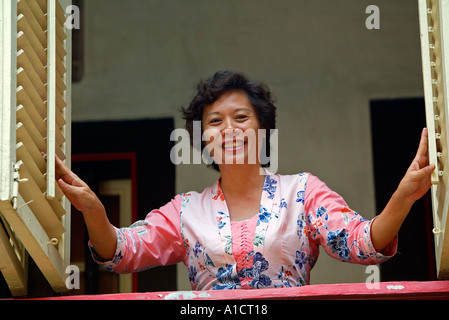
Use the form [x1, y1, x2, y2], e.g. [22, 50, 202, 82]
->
[90, 172, 397, 290]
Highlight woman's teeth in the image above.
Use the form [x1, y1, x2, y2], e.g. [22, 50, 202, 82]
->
[223, 141, 243, 149]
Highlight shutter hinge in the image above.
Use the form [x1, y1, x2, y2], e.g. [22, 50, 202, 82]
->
[12, 162, 28, 211]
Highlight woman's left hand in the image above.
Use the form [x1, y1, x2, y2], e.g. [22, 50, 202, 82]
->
[371, 128, 435, 252]
[396, 127, 435, 205]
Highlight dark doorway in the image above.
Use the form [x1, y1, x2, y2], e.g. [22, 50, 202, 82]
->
[370, 98, 436, 281]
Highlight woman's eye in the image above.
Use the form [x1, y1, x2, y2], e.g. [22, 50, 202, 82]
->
[210, 119, 221, 124]
[236, 115, 247, 120]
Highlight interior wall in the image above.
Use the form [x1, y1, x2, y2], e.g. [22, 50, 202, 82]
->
[71, 0, 425, 289]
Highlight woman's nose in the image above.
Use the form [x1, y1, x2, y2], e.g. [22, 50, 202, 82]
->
[220, 118, 243, 136]
[222, 127, 242, 138]
[221, 118, 234, 133]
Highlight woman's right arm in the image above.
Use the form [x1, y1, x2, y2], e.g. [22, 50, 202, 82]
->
[55, 156, 117, 261]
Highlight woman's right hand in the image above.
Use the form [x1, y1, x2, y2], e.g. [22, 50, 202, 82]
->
[55, 155, 104, 214]
[54, 155, 117, 261]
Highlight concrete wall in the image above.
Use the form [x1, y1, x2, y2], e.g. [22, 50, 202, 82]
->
[72, 0, 425, 289]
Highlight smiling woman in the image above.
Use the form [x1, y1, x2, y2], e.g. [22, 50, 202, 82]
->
[54, 71, 434, 291]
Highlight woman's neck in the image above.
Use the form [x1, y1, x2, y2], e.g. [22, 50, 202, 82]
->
[219, 164, 266, 198]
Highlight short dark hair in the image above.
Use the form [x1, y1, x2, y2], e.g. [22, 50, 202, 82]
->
[181, 70, 277, 171]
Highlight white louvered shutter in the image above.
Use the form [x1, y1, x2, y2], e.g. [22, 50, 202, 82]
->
[0, 0, 71, 296]
[419, 0, 449, 279]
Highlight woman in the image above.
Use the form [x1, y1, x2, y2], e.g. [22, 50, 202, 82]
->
[56, 71, 434, 289]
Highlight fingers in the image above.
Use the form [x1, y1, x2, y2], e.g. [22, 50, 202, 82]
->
[57, 178, 77, 195]
[55, 154, 70, 178]
[57, 177, 80, 209]
[415, 128, 429, 159]
[412, 128, 431, 168]
[43, 152, 75, 182]
[57, 178, 92, 212]
[57, 176, 85, 198]
[54, 155, 87, 187]
[48, 155, 102, 213]
[412, 163, 435, 181]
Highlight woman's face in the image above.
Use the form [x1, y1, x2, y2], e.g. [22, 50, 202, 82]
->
[201, 89, 264, 167]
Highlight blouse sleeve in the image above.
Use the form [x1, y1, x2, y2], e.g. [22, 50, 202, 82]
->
[88, 194, 186, 273]
[304, 174, 397, 265]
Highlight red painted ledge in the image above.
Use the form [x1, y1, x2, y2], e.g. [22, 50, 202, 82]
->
[26, 280, 449, 300]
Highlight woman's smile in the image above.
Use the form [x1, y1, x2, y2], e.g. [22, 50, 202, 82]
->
[222, 138, 245, 152]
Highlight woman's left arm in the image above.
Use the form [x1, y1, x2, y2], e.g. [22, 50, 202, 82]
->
[371, 128, 435, 252]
